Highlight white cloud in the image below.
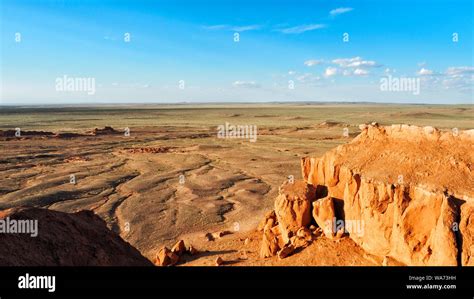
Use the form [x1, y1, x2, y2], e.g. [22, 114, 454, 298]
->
[330, 7, 354, 17]
[231, 25, 261, 32]
[417, 68, 434, 76]
[342, 69, 352, 76]
[295, 56, 382, 78]
[296, 73, 311, 82]
[353, 68, 369, 76]
[445, 66, 474, 76]
[304, 59, 323, 67]
[332, 57, 379, 68]
[278, 24, 326, 34]
[340, 69, 369, 76]
[232, 81, 261, 88]
[350, 60, 376, 67]
[412, 66, 473, 93]
[288, 70, 296, 75]
[292, 73, 323, 85]
[324, 67, 338, 77]
[202, 24, 228, 30]
[442, 66, 474, 92]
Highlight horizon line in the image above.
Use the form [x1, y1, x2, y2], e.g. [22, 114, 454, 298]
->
[1, 101, 473, 108]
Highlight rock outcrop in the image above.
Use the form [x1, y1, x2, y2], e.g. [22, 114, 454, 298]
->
[460, 202, 474, 266]
[312, 196, 336, 238]
[301, 124, 473, 266]
[259, 180, 321, 258]
[260, 124, 473, 266]
[0, 207, 153, 266]
[274, 181, 316, 243]
[155, 246, 180, 266]
[154, 240, 199, 266]
[260, 220, 280, 258]
[90, 126, 121, 136]
[0, 130, 55, 137]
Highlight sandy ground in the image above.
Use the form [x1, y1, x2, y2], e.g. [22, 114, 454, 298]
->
[0, 104, 472, 265]
[178, 229, 382, 266]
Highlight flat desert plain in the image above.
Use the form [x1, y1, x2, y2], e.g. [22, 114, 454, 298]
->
[0, 103, 472, 266]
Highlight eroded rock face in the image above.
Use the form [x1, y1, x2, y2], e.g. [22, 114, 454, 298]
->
[460, 202, 474, 266]
[260, 222, 280, 258]
[257, 210, 276, 232]
[300, 124, 474, 266]
[274, 180, 316, 243]
[312, 197, 336, 238]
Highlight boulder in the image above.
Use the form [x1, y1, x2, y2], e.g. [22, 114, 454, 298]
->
[312, 196, 336, 237]
[215, 256, 224, 266]
[274, 180, 316, 243]
[187, 245, 199, 255]
[171, 240, 186, 256]
[260, 223, 280, 258]
[205, 233, 214, 241]
[215, 230, 232, 238]
[278, 244, 295, 259]
[289, 236, 310, 249]
[296, 227, 312, 241]
[155, 247, 179, 266]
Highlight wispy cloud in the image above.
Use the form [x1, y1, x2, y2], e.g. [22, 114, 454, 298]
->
[304, 59, 323, 67]
[415, 66, 473, 77]
[353, 68, 369, 76]
[330, 7, 354, 17]
[417, 68, 434, 76]
[445, 66, 474, 76]
[336, 67, 370, 77]
[232, 81, 261, 88]
[203, 24, 261, 32]
[202, 24, 228, 30]
[332, 57, 380, 68]
[442, 66, 473, 93]
[324, 67, 338, 77]
[278, 24, 326, 34]
[232, 25, 261, 32]
[413, 65, 473, 93]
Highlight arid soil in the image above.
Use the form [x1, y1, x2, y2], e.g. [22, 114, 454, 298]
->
[0, 207, 152, 266]
[0, 104, 472, 266]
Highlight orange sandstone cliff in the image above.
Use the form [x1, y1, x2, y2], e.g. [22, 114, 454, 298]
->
[261, 124, 473, 266]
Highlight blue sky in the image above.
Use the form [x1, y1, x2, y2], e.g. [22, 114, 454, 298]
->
[1, 0, 473, 104]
